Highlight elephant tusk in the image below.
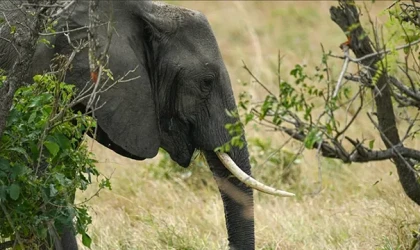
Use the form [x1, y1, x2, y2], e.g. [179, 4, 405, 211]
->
[216, 152, 295, 197]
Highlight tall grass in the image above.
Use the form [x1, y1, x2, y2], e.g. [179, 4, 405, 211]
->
[77, 1, 420, 249]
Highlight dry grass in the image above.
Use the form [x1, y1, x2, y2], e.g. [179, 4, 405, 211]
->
[76, 1, 420, 250]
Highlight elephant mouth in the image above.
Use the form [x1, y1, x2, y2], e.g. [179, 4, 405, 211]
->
[160, 117, 195, 168]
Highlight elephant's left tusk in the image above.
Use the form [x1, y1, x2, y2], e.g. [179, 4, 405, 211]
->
[216, 152, 295, 197]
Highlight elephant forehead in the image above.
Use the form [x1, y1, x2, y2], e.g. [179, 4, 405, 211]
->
[152, 1, 200, 22]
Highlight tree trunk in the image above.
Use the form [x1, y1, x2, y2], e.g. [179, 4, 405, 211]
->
[0, 1, 46, 139]
[330, 0, 420, 205]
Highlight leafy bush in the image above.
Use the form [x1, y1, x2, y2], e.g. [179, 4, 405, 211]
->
[0, 74, 109, 248]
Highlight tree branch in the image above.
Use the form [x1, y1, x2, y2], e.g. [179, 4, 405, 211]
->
[349, 145, 420, 162]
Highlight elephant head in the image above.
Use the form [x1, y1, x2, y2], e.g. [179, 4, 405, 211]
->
[28, 1, 294, 249]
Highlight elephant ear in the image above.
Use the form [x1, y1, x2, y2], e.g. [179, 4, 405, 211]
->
[89, 17, 161, 159]
[47, 0, 164, 159]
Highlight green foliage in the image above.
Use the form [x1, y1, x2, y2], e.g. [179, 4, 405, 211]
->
[215, 110, 245, 153]
[219, 63, 328, 153]
[304, 127, 323, 149]
[0, 74, 108, 248]
[371, 3, 420, 84]
[226, 60, 342, 156]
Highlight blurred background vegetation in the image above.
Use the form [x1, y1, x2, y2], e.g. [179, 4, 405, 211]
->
[76, 1, 420, 249]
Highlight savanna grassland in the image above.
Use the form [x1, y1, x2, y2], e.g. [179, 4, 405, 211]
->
[77, 1, 420, 249]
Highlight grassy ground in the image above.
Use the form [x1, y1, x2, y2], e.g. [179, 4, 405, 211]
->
[77, 1, 420, 249]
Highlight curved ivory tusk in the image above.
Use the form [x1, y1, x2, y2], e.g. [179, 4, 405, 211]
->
[216, 152, 295, 197]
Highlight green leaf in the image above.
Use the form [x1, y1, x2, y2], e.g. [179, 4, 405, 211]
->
[49, 184, 58, 197]
[99, 179, 112, 190]
[11, 164, 28, 180]
[54, 173, 69, 186]
[44, 141, 60, 157]
[8, 183, 20, 200]
[260, 95, 276, 119]
[53, 134, 71, 150]
[304, 128, 322, 149]
[6, 109, 19, 124]
[39, 38, 51, 46]
[28, 112, 37, 124]
[0, 158, 10, 171]
[33, 75, 43, 83]
[368, 140, 375, 150]
[245, 113, 254, 125]
[10, 25, 16, 34]
[82, 233, 92, 248]
[28, 94, 52, 108]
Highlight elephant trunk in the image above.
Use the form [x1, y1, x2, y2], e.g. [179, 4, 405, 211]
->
[204, 145, 255, 250]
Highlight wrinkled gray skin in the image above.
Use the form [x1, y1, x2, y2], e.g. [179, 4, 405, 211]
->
[0, 1, 255, 249]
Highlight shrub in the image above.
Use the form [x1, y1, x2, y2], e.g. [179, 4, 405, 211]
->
[0, 74, 109, 248]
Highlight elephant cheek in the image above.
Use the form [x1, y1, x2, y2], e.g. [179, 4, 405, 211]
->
[194, 121, 231, 151]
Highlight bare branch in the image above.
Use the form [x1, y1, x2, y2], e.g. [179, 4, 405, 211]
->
[333, 44, 350, 97]
[349, 143, 420, 163]
[389, 76, 420, 103]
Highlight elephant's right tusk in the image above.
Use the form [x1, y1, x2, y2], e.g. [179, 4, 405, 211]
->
[216, 152, 295, 197]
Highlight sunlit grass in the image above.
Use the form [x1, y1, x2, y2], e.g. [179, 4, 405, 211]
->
[76, 1, 420, 249]
[77, 140, 420, 249]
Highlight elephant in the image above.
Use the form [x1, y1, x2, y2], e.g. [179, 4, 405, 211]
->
[0, 0, 294, 249]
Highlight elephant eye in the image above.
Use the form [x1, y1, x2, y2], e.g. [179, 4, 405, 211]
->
[202, 73, 215, 85]
[203, 78, 213, 86]
[200, 76, 214, 92]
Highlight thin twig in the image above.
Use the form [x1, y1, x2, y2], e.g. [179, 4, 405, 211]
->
[242, 61, 277, 98]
